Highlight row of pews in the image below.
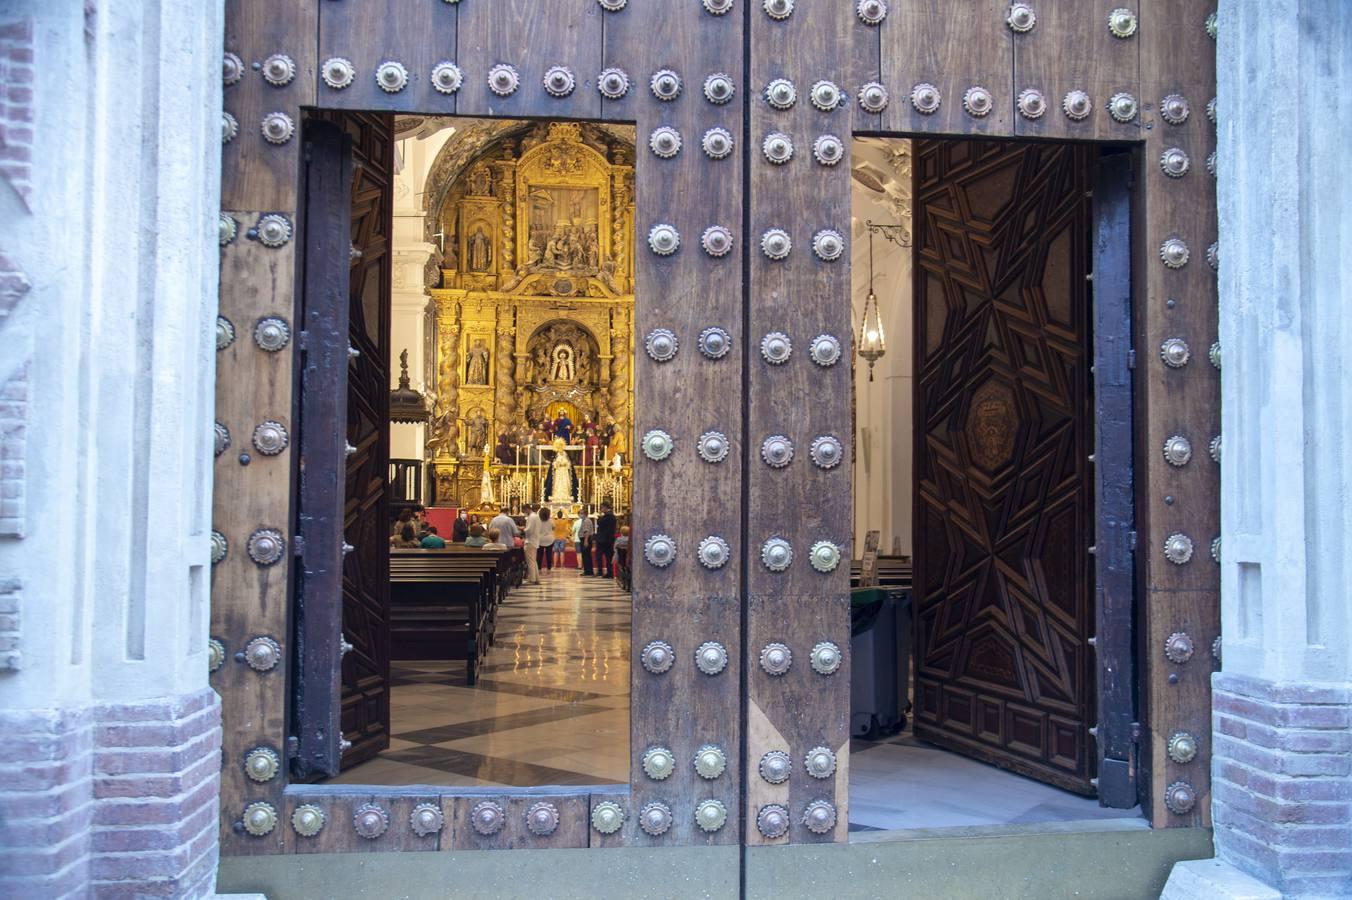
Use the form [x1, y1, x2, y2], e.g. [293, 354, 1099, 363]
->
[850, 555, 913, 590]
[389, 547, 526, 685]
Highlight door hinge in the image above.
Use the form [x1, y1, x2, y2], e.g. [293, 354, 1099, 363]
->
[1126, 348, 1136, 369]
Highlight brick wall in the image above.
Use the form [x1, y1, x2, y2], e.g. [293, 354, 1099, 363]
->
[1212, 673, 1352, 897]
[0, 689, 222, 899]
[0, 16, 35, 210]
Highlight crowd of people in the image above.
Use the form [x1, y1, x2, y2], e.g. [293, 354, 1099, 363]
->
[389, 502, 629, 587]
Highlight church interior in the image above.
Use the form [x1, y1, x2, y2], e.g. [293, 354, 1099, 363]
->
[329, 117, 1138, 830]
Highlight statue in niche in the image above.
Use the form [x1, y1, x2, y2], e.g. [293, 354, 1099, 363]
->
[550, 344, 576, 382]
[465, 339, 490, 385]
[531, 345, 550, 387]
[465, 407, 489, 455]
[576, 344, 592, 385]
[468, 225, 493, 272]
[467, 164, 492, 196]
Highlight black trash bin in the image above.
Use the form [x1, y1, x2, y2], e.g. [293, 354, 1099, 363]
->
[850, 586, 911, 740]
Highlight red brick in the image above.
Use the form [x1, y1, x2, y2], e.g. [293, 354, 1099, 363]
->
[94, 753, 218, 800]
[92, 778, 217, 827]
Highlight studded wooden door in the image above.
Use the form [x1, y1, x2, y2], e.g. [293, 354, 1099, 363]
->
[912, 139, 1097, 795]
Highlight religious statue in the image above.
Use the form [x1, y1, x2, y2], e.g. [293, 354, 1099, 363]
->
[479, 445, 496, 506]
[576, 344, 592, 385]
[468, 225, 492, 272]
[554, 412, 574, 444]
[550, 343, 576, 382]
[465, 339, 490, 385]
[531, 345, 550, 386]
[467, 164, 492, 196]
[548, 442, 575, 503]
[465, 408, 489, 455]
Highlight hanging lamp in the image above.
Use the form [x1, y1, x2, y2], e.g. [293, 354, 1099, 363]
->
[857, 227, 887, 381]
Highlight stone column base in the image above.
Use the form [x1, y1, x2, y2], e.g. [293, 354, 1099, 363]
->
[0, 689, 222, 899]
[1161, 858, 1282, 900]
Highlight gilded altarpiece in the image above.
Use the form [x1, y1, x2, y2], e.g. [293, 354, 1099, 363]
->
[426, 123, 634, 510]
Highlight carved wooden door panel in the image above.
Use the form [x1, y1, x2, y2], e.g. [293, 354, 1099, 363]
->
[912, 139, 1096, 795]
[337, 112, 395, 769]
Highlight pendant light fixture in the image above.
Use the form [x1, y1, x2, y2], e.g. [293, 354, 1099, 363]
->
[857, 226, 887, 381]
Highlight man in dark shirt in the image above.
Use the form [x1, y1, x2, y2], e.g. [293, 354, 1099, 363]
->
[594, 503, 617, 578]
[555, 413, 573, 444]
[451, 511, 470, 543]
[420, 526, 447, 549]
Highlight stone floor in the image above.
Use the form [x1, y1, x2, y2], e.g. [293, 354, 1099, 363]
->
[331, 568, 1143, 832]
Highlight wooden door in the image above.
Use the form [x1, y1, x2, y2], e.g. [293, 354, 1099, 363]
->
[337, 112, 395, 769]
[912, 139, 1096, 795]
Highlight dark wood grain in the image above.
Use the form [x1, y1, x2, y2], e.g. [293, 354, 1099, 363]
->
[291, 120, 353, 781]
[316, 1, 458, 116]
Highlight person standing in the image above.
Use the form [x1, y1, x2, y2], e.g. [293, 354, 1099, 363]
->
[576, 507, 595, 576]
[522, 505, 542, 584]
[551, 512, 570, 569]
[594, 502, 617, 579]
[452, 510, 470, 543]
[489, 506, 519, 545]
[525, 507, 552, 584]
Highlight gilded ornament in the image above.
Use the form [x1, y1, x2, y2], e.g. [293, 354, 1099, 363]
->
[1160, 337, 1190, 368]
[208, 637, 225, 673]
[219, 213, 237, 246]
[858, 81, 889, 114]
[375, 61, 408, 93]
[431, 61, 463, 94]
[857, 0, 888, 25]
[244, 746, 280, 783]
[261, 53, 295, 87]
[704, 72, 735, 105]
[1108, 92, 1138, 123]
[353, 803, 390, 839]
[525, 801, 560, 836]
[648, 223, 680, 256]
[804, 746, 837, 779]
[756, 804, 790, 839]
[810, 80, 843, 112]
[704, 0, 734, 13]
[643, 534, 677, 568]
[410, 803, 444, 837]
[764, 0, 793, 19]
[598, 67, 630, 99]
[644, 328, 678, 362]
[910, 82, 941, 115]
[1017, 88, 1047, 119]
[802, 800, 837, 834]
[639, 801, 673, 836]
[256, 213, 292, 248]
[650, 69, 682, 101]
[1209, 342, 1221, 370]
[810, 435, 843, 469]
[695, 745, 727, 779]
[698, 535, 731, 570]
[699, 327, 731, 359]
[762, 132, 794, 165]
[1160, 94, 1190, 125]
[1164, 631, 1195, 664]
[487, 63, 520, 97]
[810, 641, 843, 675]
[761, 434, 794, 468]
[258, 112, 293, 146]
[640, 639, 675, 674]
[809, 540, 841, 573]
[642, 746, 676, 781]
[223, 52, 243, 86]
[1165, 781, 1196, 815]
[1062, 89, 1092, 121]
[1209, 434, 1221, 464]
[1164, 532, 1194, 565]
[812, 228, 845, 261]
[591, 801, 625, 834]
[471, 800, 506, 836]
[1006, 3, 1036, 32]
[1160, 237, 1190, 269]
[761, 537, 793, 572]
[759, 750, 792, 784]
[1162, 435, 1193, 467]
[702, 127, 734, 159]
[702, 225, 734, 258]
[1108, 8, 1138, 38]
[1160, 147, 1190, 178]
[695, 641, 728, 675]
[809, 333, 842, 366]
[321, 57, 355, 90]
[252, 420, 289, 456]
[210, 530, 227, 564]
[649, 126, 682, 159]
[696, 799, 728, 833]
[641, 429, 674, 461]
[962, 86, 993, 118]
[761, 229, 791, 260]
[765, 78, 797, 109]
[812, 134, 844, 166]
[244, 635, 281, 672]
[697, 430, 730, 463]
[214, 422, 230, 458]
[1168, 732, 1198, 764]
[221, 111, 238, 144]
[243, 801, 278, 837]
[291, 804, 325, 837]
[760, 642, 792, 676]
[543, 65, 576, 97]
[247, 528, 285, 566]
